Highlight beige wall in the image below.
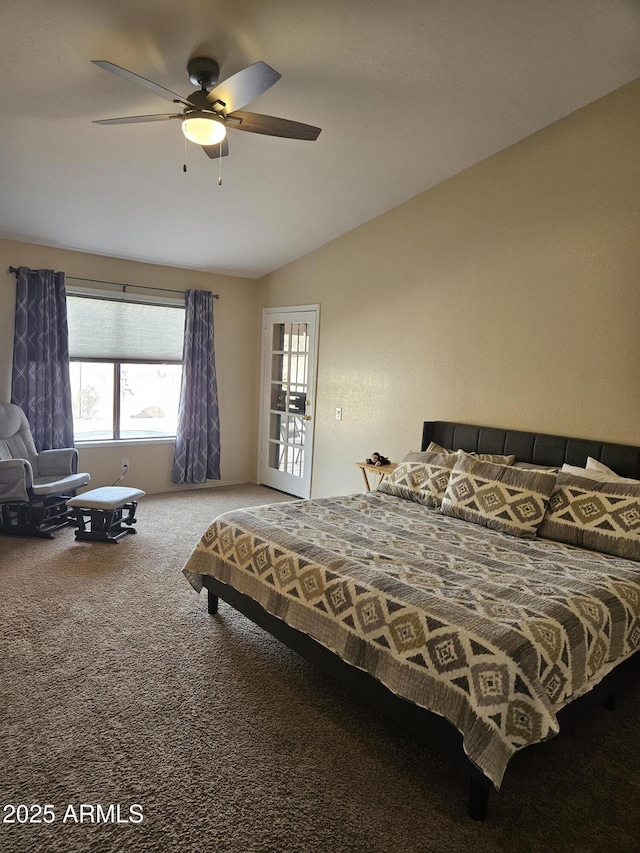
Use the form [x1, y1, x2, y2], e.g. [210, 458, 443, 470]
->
[2, 82, 638, 500]
[260, 81, 640, 497]
[0, 239, 259, 493]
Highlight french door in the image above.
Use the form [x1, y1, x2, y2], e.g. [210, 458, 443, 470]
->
[258, 306, 319, 498]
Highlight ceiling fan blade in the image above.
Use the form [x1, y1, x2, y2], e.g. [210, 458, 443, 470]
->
[91, 60, 194, 107]
[93, 114, 182, 125]
[205, 61, 281, 113]
[227, 110, 321, 140]
[202, 138, 229, 159]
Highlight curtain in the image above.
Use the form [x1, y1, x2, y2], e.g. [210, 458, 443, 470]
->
[11, 266, 74, 451]
[172, 289, 221, 483]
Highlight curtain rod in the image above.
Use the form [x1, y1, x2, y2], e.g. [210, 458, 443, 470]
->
[8, 267, 219, 299]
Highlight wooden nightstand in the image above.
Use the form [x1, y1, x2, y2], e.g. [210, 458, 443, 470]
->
[355, 461, 398, 491]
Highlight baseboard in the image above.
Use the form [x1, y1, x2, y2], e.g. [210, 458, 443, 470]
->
[141, 479, 260, 496]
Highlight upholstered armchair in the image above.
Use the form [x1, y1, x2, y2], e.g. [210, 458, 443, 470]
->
[0, 403, 90, 537]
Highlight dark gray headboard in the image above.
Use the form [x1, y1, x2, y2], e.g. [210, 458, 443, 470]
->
[421, 421, 640, 480]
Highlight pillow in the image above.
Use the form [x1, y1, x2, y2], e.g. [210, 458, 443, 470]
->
[401, 450, 435, 463]
[587, 457, 614, 474]
[440, 455, 557, 539]
[378, 451, 458, 508]
[561, 463, 639, 485]
[426, 441, 516, 466]
[586, 457, 639, 484]
[513, 461, 559, 472]
[426, 441, 453, 455]
[538, 472, 640, 560]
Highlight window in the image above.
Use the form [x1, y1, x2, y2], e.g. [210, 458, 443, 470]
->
[67, 294, 185, 442]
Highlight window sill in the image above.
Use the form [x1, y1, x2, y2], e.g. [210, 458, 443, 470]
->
[75, 437, 176, 448]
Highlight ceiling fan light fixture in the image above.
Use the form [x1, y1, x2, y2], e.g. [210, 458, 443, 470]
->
[181, 112, 227, 145]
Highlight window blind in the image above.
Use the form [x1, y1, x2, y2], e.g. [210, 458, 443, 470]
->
[67, 295, 185, 361]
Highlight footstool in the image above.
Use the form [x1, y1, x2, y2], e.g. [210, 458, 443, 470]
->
[67, 486, 145, 543]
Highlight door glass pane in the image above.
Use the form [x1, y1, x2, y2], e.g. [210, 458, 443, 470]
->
[271, 353, 287, 383]
[288, 390, 305, 414]
[268, 440, 281, 470]
[290, 353, 307, 384]
[268, 322, 309, 475]
[272, 324, 285, 351]
[270, 383, 286, 411]
[289, 448, 304, 476]
[290, 417, 305, 445]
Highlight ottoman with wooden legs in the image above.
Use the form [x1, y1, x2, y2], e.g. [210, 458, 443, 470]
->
[67, 486, 145, 543]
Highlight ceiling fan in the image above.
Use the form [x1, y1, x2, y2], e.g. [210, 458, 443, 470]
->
[91, 56, 322, 160]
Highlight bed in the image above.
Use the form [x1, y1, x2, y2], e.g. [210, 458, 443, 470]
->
[182, 421, 640, 819]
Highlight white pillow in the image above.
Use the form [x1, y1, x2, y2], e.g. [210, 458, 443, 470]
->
[586, 457, 639, 483]
[513, 462, 558, 472]
[586, 457, 616, 474]
[561, 461, 639, 485]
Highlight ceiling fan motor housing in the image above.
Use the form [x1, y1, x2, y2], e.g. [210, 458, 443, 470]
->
[186, 90, 215, 110]
[187, 57, 220, 90]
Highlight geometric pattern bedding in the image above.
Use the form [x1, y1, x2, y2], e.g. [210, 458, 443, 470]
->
[439, 456, 557, 538]
[182, 491, 640, 788]
[538, 472, 640, 560]
[378, 453, 457, 507]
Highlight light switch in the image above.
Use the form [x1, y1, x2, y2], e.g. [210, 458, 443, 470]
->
[335, 407, 343, 421]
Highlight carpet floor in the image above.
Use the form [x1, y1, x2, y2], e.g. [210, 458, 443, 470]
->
[0, 484, 638, 853]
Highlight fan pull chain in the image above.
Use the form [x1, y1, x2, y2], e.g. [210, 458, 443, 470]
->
[218, 142, 223, 185]
[183, 133, 187, 173]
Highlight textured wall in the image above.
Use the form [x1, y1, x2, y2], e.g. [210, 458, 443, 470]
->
[0, 240, 259, 493]
[2, 82, 638, 498]
[260, 81, 640, 497]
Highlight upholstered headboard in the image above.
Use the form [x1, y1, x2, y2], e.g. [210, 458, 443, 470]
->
[421, 421, 640, 480]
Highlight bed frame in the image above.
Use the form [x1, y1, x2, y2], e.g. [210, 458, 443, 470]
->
[202, 420, 640, 819]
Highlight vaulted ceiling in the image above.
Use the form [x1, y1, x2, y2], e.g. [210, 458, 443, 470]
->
[1, 1, 638, 278]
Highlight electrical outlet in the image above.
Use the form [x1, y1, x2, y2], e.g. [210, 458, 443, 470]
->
[121, 458, 129, 473]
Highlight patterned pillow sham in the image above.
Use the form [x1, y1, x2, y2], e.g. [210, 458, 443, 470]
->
[538, 472, 640, 560]
[426, 441, 516, 466]
[440, 455, 557, 538]
[378, 452, 458, 508]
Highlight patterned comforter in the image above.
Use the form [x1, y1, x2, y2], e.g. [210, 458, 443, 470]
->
[182, 491, 640, 787]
